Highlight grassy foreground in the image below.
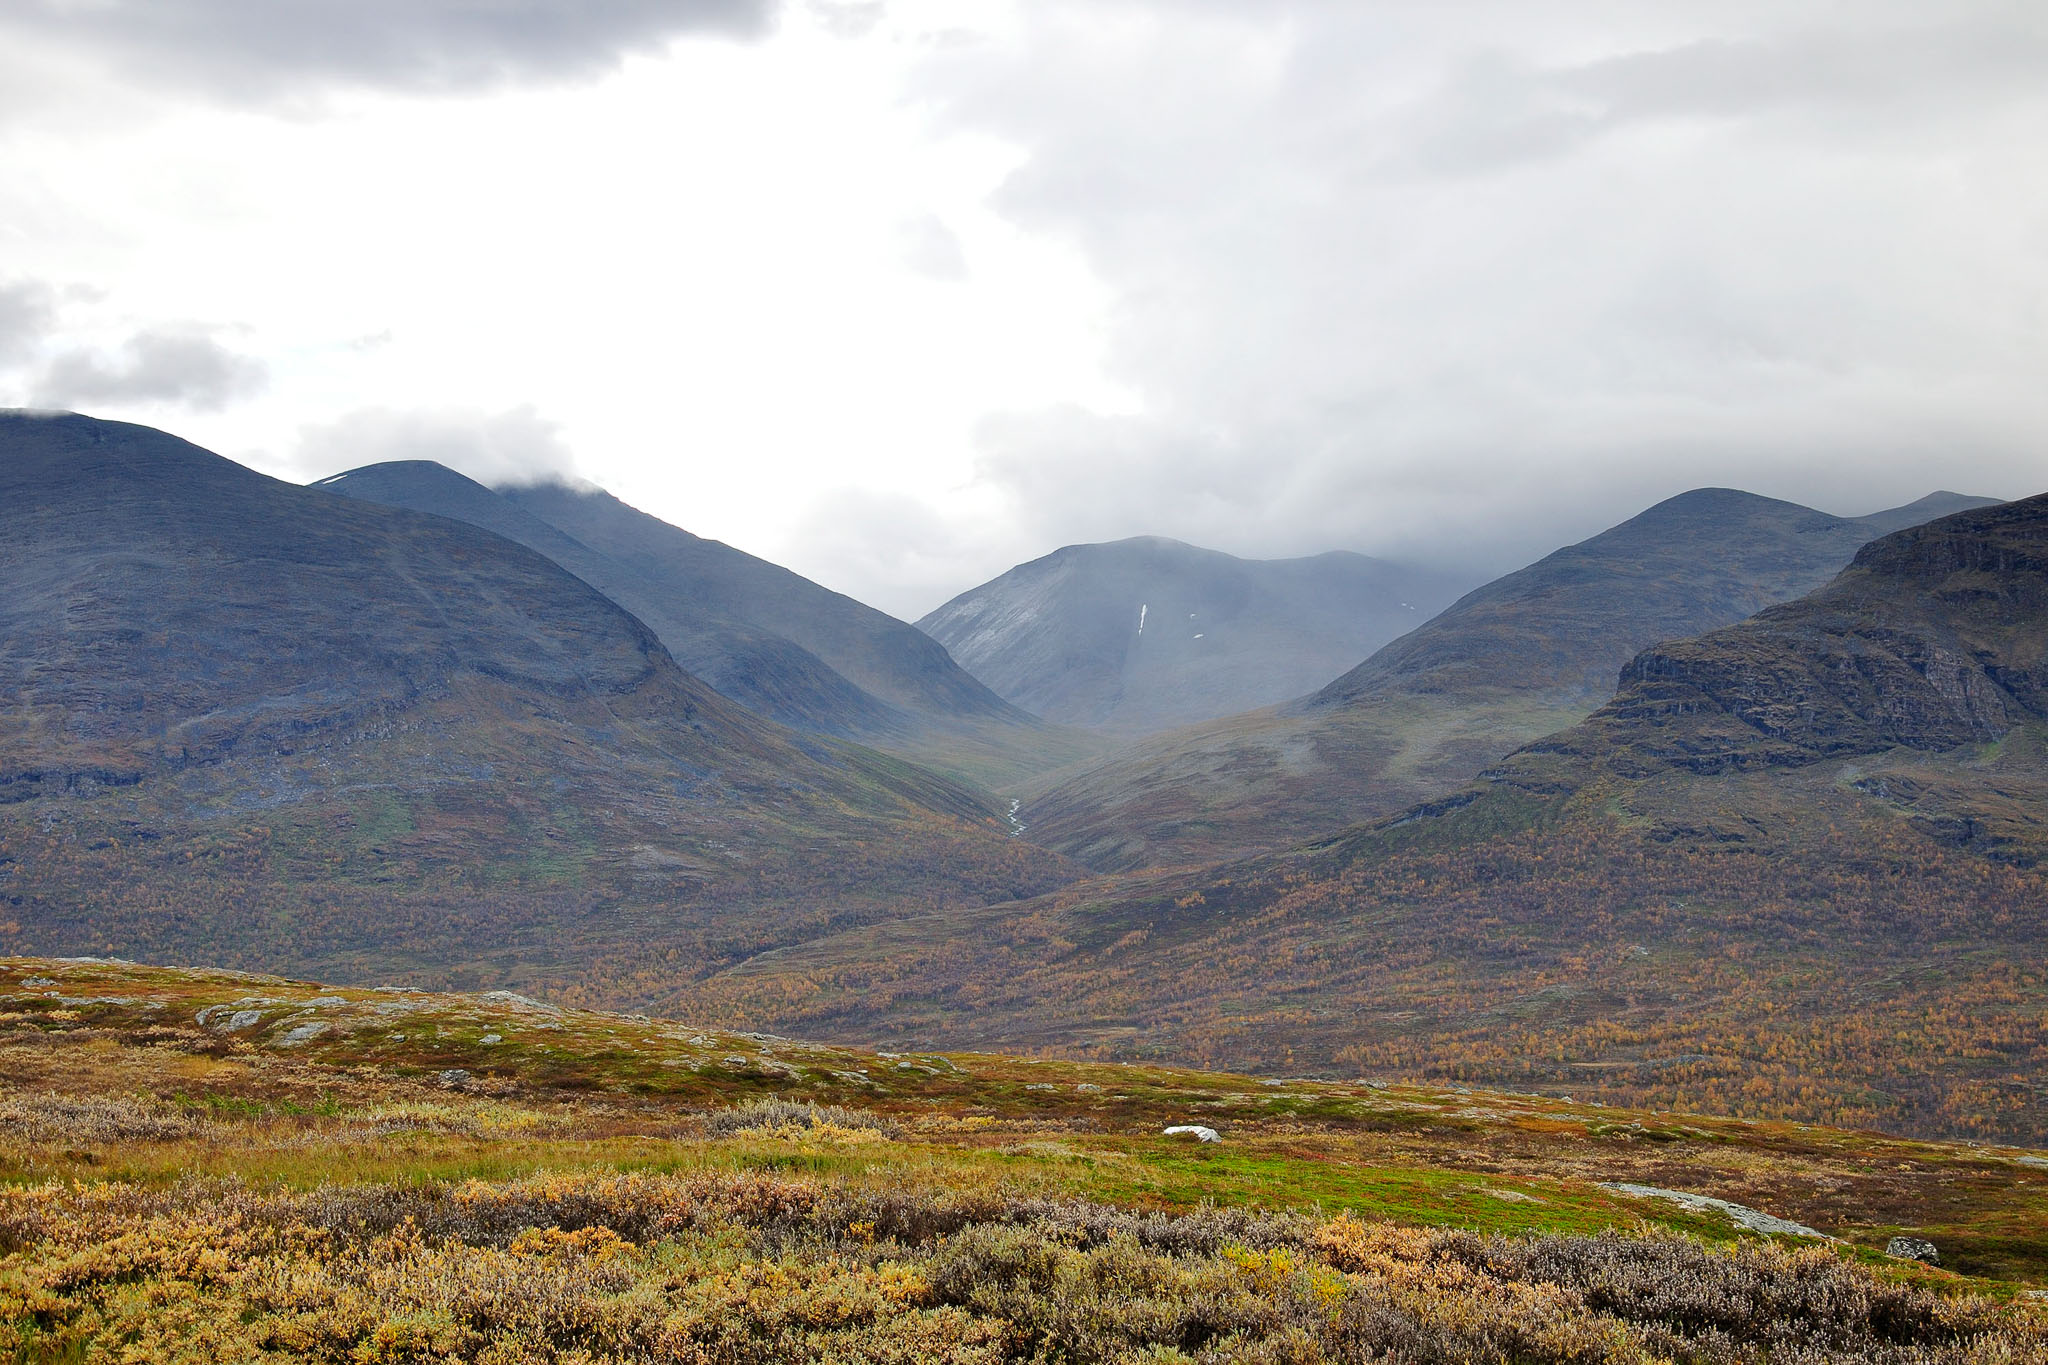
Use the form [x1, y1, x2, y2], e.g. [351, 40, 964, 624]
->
[4, 956, 2046, 1362]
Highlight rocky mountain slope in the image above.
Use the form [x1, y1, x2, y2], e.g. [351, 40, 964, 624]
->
[319, 462, 1085, 788]
[919, 536, 1472, 736]
[1016, 489, 1996, 871]
[687, 495, 2048, 1144]
[0, 411, 1075, 996]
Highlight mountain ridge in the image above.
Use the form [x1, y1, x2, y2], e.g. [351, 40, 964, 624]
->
[1015, 486, 2001, 871]
[317, 460, 910, 741]
[0, 411, 1076, 997]
[918, 533, 1474, 736]
[681, 493, 2048, 1143]
[318, 461, 1095, 789]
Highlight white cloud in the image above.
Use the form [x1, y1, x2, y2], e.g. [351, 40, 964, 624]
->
[295, 406, 583, 487]
[898, 213, 969, 281]
[0, 0, 777, 107]
[0, 281, 57, 364]
[1, 0, 2043, 617]
[900, 0, 2048, 582]
[34, 328, 268, 411]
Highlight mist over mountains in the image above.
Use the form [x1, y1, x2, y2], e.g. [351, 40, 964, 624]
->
[919, 536, 1474, 736]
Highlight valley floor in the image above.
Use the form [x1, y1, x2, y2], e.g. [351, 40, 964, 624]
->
[3, 957, 2047, 1362]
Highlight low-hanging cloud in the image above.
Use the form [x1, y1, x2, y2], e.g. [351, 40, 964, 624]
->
[35, 329, 269, 412]
[0, 281, 57, 365]
[0, 0, 779, 103]
[898, 0, 2048, 583]
[296, 406, 583, 487]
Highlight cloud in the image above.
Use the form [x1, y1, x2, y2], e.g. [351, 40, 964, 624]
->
[900, 0, 2048, 579]
[1400, 20, 2048, 174]
[0, 0, 779, 103]
[0, 281, 57, 365]
[296, 406, 583, 487]
[34, 329, 269, 411]
[784, 485, 984, 620]
[808, 1, 885, 41]
[898, 213, 969, 281]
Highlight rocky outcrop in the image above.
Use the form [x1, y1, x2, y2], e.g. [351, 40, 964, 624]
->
[1511, 493, 2048, 781]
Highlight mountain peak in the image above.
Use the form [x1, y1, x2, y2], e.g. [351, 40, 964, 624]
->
[921, 538, 1473, 735]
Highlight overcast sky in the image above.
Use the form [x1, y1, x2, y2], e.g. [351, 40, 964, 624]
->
[3, 1, 2045, 618]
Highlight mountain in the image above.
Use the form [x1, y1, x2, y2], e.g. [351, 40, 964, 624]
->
[917, 536, 1473, 736]
[315, 461, 907, 740]
[1016, 489, 1999, 871]
[0, 412, 1075, 995]
[1492, 491, 2048, 855]
[679, 494, 2048, 1144]
[319, 463, 1093, 789]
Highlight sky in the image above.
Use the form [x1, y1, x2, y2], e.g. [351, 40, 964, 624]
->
[3, 0, 2045, 619]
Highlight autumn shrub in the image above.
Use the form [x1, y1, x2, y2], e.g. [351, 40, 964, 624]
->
[0, 1091, 202, 1145]
[702, 1096, 900, 1141]
[1, 1173, 2041, 1363]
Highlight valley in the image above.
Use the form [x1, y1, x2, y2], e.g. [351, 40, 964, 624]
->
[1009, 490, 1995, 871]
[5, 413, 2046, 1360]
[11, 9, 2042, 1357]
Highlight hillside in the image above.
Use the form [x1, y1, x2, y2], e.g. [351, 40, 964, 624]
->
[683, 495, 2048, 1146]
[1017, 489, 1997, 871]
[1504, 494, 2048, 798]
[918, 535, 1472, 736]
[505, 480, 1097, 786]
[317, 461, 908, 740]
[4, 954, 2045, 1363]
[318, 463, 1091, 789]
[0, 411, 1075, 999]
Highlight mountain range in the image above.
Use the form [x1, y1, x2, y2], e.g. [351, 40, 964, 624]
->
[6, 407, 2044, 1145]
[0, 412, 1074, 996]
[918, 536, 1473, 736]
[1012, 488, 1997, 871]
[688, 493, 2048, 1141]
[317, 460, 1089, 788]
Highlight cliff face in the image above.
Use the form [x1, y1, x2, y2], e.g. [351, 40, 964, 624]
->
[1534, 494, 2048, 779]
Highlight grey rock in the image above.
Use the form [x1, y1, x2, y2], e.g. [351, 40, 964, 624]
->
[1886, 1236, 1940, 1265]
[1601, 1183, 1830, 1239]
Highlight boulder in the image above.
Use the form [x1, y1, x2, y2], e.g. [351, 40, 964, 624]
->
[1886, 1236, 1940, 1265]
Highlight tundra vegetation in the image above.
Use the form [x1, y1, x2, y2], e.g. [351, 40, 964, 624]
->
[4, 958, 2046, 1362]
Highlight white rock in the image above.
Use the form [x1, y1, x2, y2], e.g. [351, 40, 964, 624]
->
[197, 1004, 268, 1032]
[1164, 1125, 1220, 1143]
[1601, 1183, 1830, 1239]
